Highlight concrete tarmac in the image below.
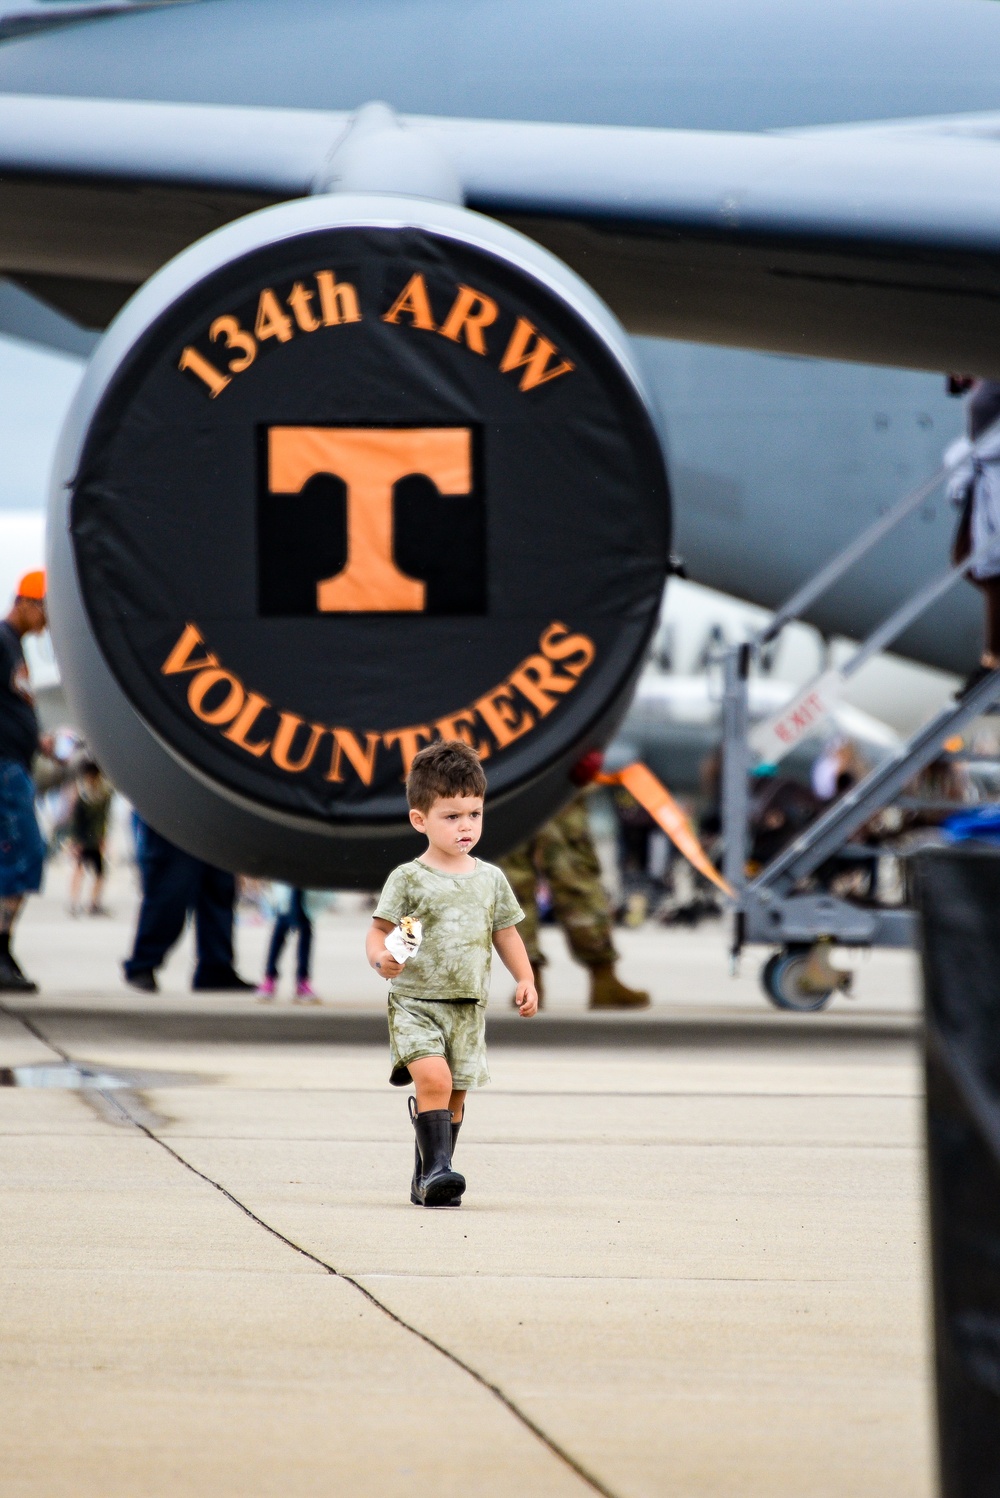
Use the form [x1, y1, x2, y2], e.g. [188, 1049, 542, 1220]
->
[0, 863, 931, 1497]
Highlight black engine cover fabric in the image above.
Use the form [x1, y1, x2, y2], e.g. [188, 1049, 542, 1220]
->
[69, 222, 669, 831]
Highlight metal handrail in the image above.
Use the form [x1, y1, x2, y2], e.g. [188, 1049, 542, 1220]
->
[756, 466, 947, 647]
[748, 664, 1000, 892]
[756, 412, 1000, 650]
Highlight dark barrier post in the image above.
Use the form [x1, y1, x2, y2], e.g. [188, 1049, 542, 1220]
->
[913, 847, 1000, 1497]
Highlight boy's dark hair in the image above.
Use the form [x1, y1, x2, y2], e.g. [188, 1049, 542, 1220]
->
[406, 739, 486, 811]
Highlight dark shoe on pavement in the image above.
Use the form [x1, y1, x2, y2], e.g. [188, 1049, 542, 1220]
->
[5, 948, 31, 980]
[0, 956, 38, 993]
[192, 969, 256, 992]
[410, 1101, 465, 1207]
[124, 967, 158, 993]
[588, 965, 651, 1010]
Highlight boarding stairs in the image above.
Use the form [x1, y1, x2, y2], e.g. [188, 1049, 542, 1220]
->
[719, 425, 1000, 1008]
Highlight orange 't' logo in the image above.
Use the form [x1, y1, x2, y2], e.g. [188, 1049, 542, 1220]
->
[267, 426, 473, 612]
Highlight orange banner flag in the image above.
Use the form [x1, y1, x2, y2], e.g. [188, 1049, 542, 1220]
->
[598, 761, 734, 899]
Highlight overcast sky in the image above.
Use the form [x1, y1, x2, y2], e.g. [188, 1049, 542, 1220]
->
[0, 332, 83, 513]
[0, 334, 84, 635]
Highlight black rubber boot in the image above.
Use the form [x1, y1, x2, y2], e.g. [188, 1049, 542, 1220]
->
[409, 1101, 465, 1206]
[409, 1097, 422, 1205]
[410, 1103, 465, 1207]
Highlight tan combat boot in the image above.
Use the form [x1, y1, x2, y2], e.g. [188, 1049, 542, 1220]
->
[588, 964, 650, 1010]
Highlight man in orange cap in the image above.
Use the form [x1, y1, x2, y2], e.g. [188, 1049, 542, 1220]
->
[0, 570, 50, 992]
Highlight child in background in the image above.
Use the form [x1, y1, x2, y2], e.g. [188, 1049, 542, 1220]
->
[366, 739, 537, 1208]
[67, 760, 113, 917]
[258, 886, 321, 1003]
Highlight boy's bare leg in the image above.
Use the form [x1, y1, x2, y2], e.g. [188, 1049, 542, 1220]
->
[405, 1060, 463, 1120]
[408, 1055, 453, 1111]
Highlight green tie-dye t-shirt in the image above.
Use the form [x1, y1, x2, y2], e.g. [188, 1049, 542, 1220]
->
[374, 859, 523, 1005]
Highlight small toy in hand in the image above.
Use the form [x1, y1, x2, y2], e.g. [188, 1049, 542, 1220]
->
[384, 915, 423, 965]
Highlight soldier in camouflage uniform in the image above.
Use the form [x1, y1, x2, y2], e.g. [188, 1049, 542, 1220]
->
[499, 791, 650, 1009]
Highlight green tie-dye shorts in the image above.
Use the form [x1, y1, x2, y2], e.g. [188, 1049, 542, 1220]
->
[387, 995, 490, 1089]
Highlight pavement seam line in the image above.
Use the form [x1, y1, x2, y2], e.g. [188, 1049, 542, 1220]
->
[0, 1001, 619, 1498]
[3, 1003, 73, 1062]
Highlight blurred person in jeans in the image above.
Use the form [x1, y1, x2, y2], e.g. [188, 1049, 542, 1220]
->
[123, 817, 254, 994]
[257, 886, 321, 1004]
[0, 571, 49, 993]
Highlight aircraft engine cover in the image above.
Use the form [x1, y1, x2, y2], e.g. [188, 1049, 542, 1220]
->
[48, 196, 670, 885]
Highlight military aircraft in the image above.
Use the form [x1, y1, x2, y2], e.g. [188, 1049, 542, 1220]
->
[2, 0, 1000, 880]
[0, 0, 995, 681]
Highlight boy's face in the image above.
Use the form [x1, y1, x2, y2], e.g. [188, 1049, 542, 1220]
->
[410, 793, 484, 858]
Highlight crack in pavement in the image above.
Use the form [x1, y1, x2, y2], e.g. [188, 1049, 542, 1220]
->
[0, 1000, 620, 1498]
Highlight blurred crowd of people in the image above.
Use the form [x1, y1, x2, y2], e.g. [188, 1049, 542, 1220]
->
[4, 566, 1000, 1002]
[0, 570, 297, 997]
[0, 567, 660, 1010]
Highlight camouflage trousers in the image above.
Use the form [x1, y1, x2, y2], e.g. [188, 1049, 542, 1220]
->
[498, 792, 617, 971]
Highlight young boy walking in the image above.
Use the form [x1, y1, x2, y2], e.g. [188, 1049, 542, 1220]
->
[367, 740, 537, 1207]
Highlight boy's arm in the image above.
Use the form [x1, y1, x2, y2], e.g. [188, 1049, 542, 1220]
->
[367, 917, 404, 980]
[493, 925, 538, 1017]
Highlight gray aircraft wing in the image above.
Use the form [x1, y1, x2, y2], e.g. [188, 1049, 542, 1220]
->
[1, 92, 1000, 373]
